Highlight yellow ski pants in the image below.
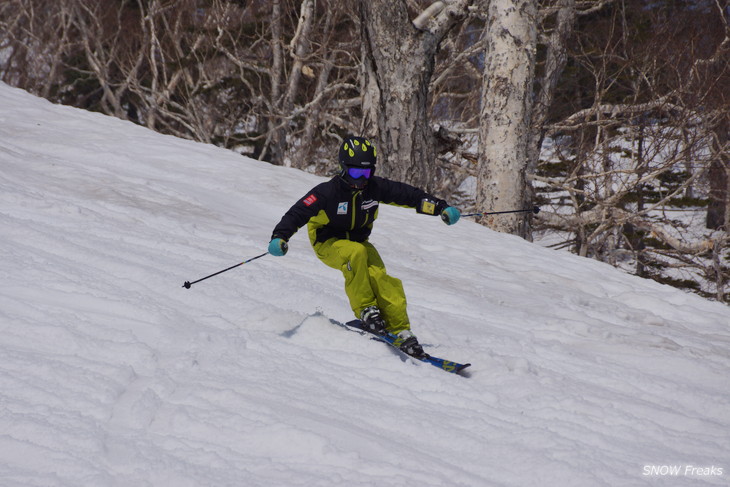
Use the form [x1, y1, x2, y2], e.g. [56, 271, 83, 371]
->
[313, 238, 410, 333]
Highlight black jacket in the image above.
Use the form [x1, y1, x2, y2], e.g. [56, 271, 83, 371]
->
[271, 176, 448, 245]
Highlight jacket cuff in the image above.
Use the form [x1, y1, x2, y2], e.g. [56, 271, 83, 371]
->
[418, 197, 448, 215]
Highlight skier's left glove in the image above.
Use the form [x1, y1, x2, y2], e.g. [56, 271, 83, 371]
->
[268, 237, 288, 256]
[440, 206, 461, 225]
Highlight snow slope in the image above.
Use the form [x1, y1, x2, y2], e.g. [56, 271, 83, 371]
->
[1, 82, 728, 486]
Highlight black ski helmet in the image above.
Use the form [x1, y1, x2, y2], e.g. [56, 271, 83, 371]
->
[339, 136, 377, 189]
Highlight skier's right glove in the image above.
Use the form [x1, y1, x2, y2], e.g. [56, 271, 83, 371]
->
[268, 237, 288, 256]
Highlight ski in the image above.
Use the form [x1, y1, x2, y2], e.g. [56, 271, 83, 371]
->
[343, 320, 471, 375]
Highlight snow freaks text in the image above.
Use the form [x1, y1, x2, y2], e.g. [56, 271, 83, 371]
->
[642, 465, 723, 477]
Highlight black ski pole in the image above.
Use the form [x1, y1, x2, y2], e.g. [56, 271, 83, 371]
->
[461, 205, 540, 218]
[183, 252, 269, 289]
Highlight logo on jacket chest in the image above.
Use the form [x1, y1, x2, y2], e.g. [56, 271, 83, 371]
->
[337, 199, 378, 215]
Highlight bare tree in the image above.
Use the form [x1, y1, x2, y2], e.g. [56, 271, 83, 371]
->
[359, 0, 474, 190]
[533, 0, 730, 301]
[211, 0, 361, 166]
[0, 1, 76, 98]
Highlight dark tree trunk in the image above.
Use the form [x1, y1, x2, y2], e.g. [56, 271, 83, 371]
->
[359, 0, 471, 191]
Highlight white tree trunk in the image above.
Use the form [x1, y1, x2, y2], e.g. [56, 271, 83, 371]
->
[476, 0, 537, 237]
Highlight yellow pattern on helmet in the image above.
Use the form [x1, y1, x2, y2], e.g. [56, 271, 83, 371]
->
[339, 136, 377, 166]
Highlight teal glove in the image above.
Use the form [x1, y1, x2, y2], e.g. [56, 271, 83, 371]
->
[268, 238, 288, 256]
[440, 206, 460, 225]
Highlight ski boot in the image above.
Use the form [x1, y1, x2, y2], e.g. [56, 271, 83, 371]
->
[394, 330, 426, 358]
[360, 306, 387, 335]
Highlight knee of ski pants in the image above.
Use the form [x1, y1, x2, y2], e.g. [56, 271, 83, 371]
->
[313, 238, 371, 271]
[314, 238, 375, 311]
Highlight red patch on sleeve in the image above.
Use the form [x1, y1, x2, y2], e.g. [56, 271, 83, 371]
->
[303, 194, 318, 206]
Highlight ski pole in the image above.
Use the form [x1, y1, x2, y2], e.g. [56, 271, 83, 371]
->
[461, 205, 540, 218]
[182, 252, 269, 289]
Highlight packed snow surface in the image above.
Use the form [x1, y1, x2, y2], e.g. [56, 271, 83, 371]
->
[1, 83, 728, 486]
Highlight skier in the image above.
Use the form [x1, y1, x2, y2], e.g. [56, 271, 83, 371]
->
[268, 136, 460, 358]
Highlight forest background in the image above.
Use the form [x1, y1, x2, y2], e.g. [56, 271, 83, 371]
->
[1, 0, 729, 303]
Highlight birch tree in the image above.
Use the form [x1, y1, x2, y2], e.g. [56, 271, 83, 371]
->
[476, 0, 538, 237]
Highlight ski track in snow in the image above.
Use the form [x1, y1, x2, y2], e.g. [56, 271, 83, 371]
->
[1, 83, 729, 486]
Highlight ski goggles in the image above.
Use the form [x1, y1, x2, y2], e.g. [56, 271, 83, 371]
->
[347, 167, 372, 179]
